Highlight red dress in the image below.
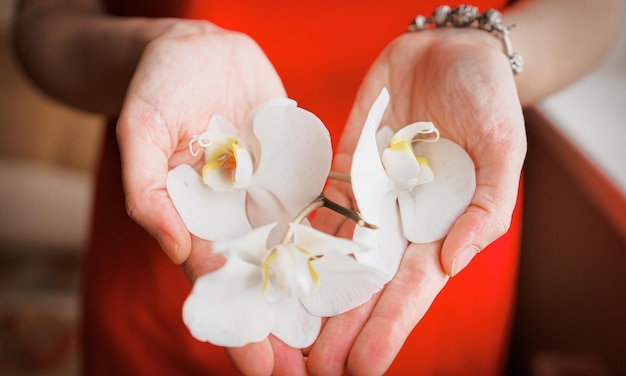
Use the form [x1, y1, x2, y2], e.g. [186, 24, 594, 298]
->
[85, 1, 519, 374]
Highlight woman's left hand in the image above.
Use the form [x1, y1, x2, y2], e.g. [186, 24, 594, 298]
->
[307, 27, 526, 375]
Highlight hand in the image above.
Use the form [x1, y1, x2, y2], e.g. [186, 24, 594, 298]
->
[114, 20, 305, 375]
[308, 28, 526, 375]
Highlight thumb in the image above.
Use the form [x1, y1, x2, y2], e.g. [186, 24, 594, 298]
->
[441, 168, 522, 277]
[116, 111, 192, 265]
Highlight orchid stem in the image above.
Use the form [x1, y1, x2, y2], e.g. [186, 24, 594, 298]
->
[293, 195, 325, 225]
[280, 195, 325, 244]
[279, 193, 377, 244]
[328, 171, 351, 183]
[320, 195, 378, 230]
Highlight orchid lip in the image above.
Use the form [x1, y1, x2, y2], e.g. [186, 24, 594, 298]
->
[194, 132, 255, 192]
[382, 129, 436, 190]
[261, 244, 322, 298]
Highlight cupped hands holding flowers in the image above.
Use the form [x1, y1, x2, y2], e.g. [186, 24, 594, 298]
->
[167, 97, 388, 349]
[167, 83, 480, 354]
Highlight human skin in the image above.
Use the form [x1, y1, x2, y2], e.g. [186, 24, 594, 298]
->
[306, 3, 622, 373]
[13, 0, 621, 374]
[308, 27, 526, 375]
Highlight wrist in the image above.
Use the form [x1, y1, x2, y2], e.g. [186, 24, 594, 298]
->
[407, 5, 523, 75]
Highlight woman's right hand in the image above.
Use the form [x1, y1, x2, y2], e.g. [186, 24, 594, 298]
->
[115, 20, 306, 375]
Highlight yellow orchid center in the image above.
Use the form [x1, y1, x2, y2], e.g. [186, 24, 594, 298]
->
[201, 137, 238, 179]
[194, 134, 253, 192]
[382, 140, 433, 189]
[261, 245, 321, 298]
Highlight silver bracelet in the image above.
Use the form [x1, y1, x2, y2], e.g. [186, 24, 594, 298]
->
[408, 5, 523, 75]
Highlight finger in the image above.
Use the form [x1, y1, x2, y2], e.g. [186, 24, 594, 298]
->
[306, 293, 380, 376]
[227, 339, 274, 376]
[301, 317, 326, 357]
[180, 236, 226, 283]
[268, 335, 307, 376]
[441, 135, 525, 277]
[346, 242, 448, 375]
[116, 108, 192, 265]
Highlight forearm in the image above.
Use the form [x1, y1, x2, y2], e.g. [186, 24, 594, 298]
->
[13, 0, 182, 116]
[504, 0, 622, 105]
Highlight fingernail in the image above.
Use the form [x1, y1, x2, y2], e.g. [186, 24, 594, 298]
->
[451, 246, 479, 277]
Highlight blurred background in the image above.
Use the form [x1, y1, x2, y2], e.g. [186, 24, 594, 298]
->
[0, 0, 625, 375]
[0, 0, 102, 374]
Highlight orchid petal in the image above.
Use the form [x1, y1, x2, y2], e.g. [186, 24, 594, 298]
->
[206, 114, 238, 136]
[250, 104, 332, 220]
[246, 186, 291, 245]
[351, 88, 395, 225]
[398, 138, 476, 243]
[232, 144, 253, 188]
[245, 97, 297, 129]
[353, 191, 408, 281]
[375, 126, 395, 156]
[212, 223, 276, 266]
[299, 252, 385, 316]
[270, 297, 321, 348]
[243, 98, 297, 163]
[291, 223, 366, 256]
[182, 256, 272, 347]
[166, 164, 251, 240]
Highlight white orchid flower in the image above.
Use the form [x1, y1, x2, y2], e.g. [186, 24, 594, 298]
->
[182, 223, 386, 348]
[351, 88, 476, 280]
[166, 99, 332, 241]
